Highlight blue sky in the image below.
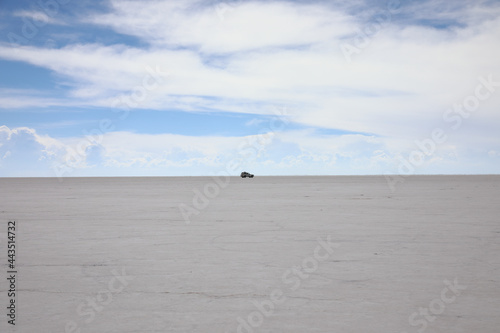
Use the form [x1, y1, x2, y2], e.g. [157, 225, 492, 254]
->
[1, 0, 499, 177]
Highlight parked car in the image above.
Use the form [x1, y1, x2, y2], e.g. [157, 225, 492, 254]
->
[240, 171, 254, 178]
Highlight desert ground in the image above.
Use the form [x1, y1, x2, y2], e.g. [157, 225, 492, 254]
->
[0, 175, 499, 332]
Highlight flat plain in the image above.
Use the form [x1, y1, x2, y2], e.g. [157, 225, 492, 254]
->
[0, 175, 499, 332]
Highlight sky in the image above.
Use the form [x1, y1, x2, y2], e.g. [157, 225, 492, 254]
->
[0, 0, 499, 177]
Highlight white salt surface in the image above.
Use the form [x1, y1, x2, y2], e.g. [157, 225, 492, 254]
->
[0, 175, 499, 332]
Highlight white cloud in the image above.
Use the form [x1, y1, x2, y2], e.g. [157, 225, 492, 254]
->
[1, 124, 499, 177]
[1, 1, 498, 137]
[0, 125, 61, 176]
[1, 0, 499, 175]
[89, 0, 356, 53]
[0, 89, 70, 108]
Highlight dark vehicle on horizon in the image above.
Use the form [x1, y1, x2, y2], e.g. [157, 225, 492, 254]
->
[240, 171, 254, 178]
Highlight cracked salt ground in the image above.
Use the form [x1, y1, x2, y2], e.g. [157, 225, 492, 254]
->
[0, 175, 499, 332]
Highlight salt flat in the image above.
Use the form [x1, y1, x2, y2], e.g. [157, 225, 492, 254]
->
[0, 175, 499, 333]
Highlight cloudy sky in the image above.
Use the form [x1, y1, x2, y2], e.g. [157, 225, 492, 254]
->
[0, 0, 499, 177]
